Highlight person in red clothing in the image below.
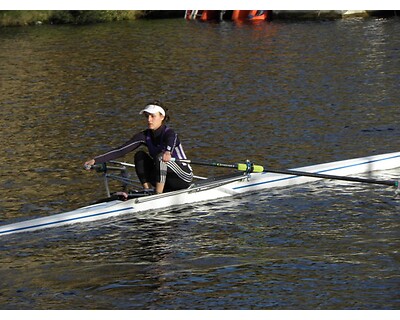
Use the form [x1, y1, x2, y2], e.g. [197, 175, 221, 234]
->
[84, 100, 193, 194]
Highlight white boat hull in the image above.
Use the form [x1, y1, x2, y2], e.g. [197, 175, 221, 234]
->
[1, 151, 399, 236]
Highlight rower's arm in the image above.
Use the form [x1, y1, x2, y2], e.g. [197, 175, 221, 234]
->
[94, 132, 146, 164]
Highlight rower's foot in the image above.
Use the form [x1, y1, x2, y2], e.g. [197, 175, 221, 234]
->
[143, 188, 155, 195]
[113, 192, 128, 201]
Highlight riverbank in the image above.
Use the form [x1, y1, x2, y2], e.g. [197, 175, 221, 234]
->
[0, 11, 136, 26]
[1, 10, 398, 27]
[0, 10, 184, 27]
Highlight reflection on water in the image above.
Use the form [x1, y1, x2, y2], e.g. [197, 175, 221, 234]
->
[0, 18, 399, 309]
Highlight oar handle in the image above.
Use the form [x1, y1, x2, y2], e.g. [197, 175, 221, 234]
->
[84, 163, 127, 173]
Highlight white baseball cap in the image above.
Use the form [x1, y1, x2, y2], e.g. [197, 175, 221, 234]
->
[139, 104, 165, 116]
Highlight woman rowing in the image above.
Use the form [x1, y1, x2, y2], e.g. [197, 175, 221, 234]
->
[84, 100, 193, 194]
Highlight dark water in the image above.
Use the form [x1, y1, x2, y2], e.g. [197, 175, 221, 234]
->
[0, 18, 399, 309]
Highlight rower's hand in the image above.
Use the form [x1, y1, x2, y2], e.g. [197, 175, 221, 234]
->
[84, 159, 95, 170]
[162, 151, 172, 162]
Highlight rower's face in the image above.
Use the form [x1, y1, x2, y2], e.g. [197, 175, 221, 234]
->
[144, 112, 164, 130]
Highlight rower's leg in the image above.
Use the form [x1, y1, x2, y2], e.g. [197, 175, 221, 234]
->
[155, 182, 165, 194]
[155, 156, 168, 193]
[135, 151, 156, 189]
[143, 182, 153, 189]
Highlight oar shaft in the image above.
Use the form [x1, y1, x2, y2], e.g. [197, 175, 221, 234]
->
[265, 168, 398, 187]
[178, 159, 237, 169]
[178, 158, 398, 188]
[178, 159, 264, 172]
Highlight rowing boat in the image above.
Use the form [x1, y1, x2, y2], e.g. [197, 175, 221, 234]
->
[1, 151, 399, 237]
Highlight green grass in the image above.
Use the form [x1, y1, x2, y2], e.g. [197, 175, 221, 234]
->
[0, 10, 144, 27]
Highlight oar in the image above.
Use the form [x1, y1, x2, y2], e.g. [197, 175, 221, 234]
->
[176, 159, 399, 188]
[107, 160, 208, 180]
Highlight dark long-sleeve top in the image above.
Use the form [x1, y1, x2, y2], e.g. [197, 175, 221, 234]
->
[94, 125, 188, 164]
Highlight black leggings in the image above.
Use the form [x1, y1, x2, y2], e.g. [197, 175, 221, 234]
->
[134, 150, 192, 192]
